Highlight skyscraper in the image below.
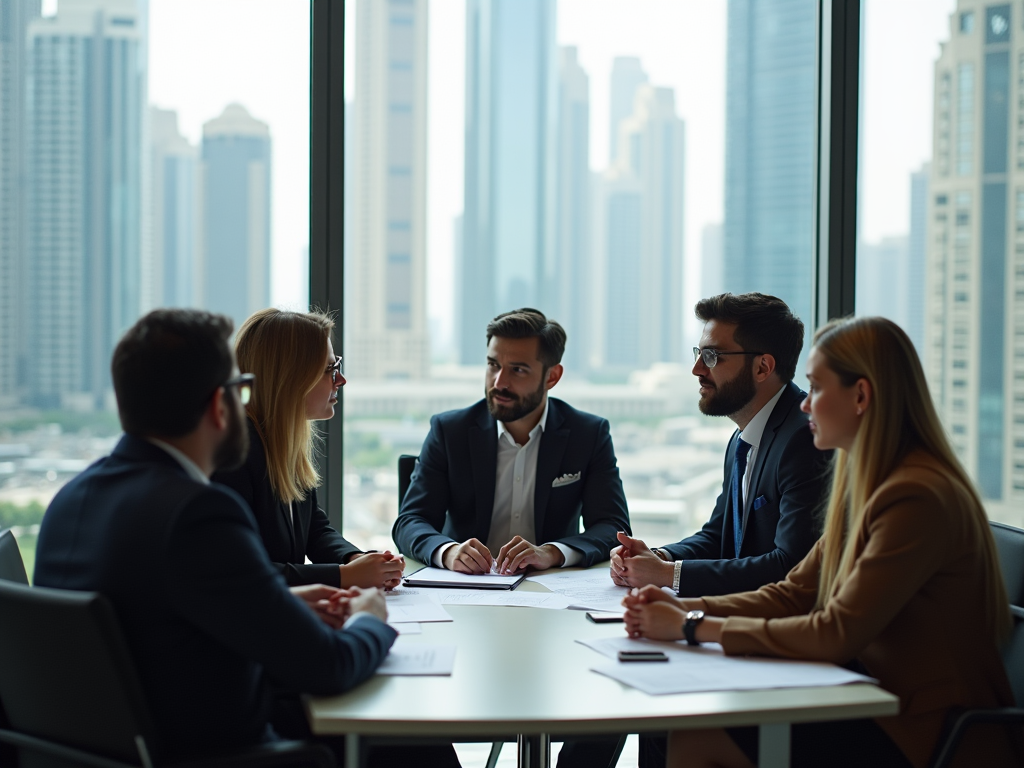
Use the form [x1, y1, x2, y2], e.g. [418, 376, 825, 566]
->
[201, 103, 271, 334]
[150, 107, 199, 309]
[702, 222, 724, 299]
[927, 2, 1019, 500]
[348, 0, 429, 380]
[906, 163, 929, 353]
[460, 0, 558, 363]
[722, 0, 817, 328]
[608, 56, 648, 165]
[26, 0, 144, 410]
[601, 84, 685, 371]
[555, 46, 590, 372]
[0, 0, 39, 406]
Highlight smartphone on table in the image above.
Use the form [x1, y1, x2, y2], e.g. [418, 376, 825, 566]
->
[617, 650, 668, 662]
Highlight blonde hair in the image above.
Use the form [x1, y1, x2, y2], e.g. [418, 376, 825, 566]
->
[813, 316, 1010, 640]
[234, 308, 335, 504]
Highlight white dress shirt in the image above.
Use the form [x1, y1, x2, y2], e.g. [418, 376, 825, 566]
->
[147, 438, 209, 484]
[737, 384, 787, 507]
[434, 399, 581, 569]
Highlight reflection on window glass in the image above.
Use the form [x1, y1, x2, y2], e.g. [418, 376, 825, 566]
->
[859, 0, 1024, 526]
[0, 0, 310, 567]
[342, 0, 817, 551]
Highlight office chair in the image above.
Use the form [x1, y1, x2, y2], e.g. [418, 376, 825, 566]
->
[397, 454, 417, 508]
[0, 528, 28, 584]
[928, 522, 1024, 768]
[0, 580, 335, 768]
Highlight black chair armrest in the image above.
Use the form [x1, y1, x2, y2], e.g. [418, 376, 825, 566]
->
[0, 728, 138, 768]
[930, 707, 1024, 768]
[172, 741, 336, 768]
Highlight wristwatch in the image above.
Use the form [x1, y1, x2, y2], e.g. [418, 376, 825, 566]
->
[683, 609, 705, 646]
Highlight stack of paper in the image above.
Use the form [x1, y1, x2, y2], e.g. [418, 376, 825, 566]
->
[526, 569, 630, 612]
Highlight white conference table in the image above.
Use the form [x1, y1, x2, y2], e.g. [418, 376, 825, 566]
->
[306, 567, 899, 768]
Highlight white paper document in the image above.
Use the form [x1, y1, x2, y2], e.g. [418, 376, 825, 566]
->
[389, 622, 422, 635]
[441, 591, 572, 610]
[385, 588, 453, 623]
[376, 644, 457, 676]
[578, 637, 876, 695]
[526, 569, 630, 612]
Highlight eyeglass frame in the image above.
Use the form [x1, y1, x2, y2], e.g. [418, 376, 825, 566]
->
[326, 356, 345, 384]
[692, 346, 765, 369]
[221, 373, 255, 406]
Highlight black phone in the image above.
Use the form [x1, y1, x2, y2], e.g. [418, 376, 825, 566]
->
[586, 611, 624, 623]
[617, 650, 668, 662]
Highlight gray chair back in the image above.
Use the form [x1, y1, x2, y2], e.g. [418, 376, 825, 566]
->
[0, 580, 158, 766]
[398, 454, 417, 508]
[992, 521, 1024, 611]
[0, 529, 28, 584]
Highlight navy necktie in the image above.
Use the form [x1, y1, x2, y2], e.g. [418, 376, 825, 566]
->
[732, 437, 751, 558]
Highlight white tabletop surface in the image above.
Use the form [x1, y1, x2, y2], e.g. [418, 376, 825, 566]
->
[306, 568, 899, 738]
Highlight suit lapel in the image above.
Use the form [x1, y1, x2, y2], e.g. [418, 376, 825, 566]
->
[740, 382, 799, 541]
[470, 407, 499, 545]
[534, 400, 568, 540]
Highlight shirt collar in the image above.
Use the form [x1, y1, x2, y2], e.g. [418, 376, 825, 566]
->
[496, 397, 549, 446]
[739, 384, 787, 449]
[146, 438, 210, 485]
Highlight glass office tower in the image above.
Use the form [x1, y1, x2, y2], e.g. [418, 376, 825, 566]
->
[26, 0, 144, 410]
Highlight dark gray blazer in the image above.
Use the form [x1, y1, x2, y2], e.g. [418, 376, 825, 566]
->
[392, 397, 631, 567]
[660, 381, 832, 596]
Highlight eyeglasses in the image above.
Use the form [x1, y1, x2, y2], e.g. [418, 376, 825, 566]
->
[222, 373, 255, 406]
[325, 357, 345, 385]
[693, 347, 764, 369]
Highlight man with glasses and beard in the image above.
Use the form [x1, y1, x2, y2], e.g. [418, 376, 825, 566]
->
[393, 308, 630, 575]
[34, 309, 396, 762]
[607, 293, 833, 768]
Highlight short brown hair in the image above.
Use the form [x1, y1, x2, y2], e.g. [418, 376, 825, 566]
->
[695, 293, 804, 382]
[485, 308, 566, 369]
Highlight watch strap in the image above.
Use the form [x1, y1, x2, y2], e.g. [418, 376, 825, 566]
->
[672, 560, 682, 593]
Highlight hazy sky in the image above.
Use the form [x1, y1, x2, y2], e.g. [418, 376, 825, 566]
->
[44, 0, 957, 348]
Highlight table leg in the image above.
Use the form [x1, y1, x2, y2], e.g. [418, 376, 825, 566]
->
[346, 733, 361, 768]
[517, 733, 552, 768]
[758, 723, 791, 768]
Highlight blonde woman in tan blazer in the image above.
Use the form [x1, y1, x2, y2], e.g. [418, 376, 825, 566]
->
[624, 316, 1018, 768]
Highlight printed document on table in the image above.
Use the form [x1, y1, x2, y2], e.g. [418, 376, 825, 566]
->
[579, 637, 876, 695]
[441, 591, 572, 610]
[385, 589, 453, 623]
[404, 566, 525, 590]
[376, 643, 457, 676]
[525, 569, 630, 611]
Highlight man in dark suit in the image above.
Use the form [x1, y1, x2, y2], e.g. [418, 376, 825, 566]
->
[393, 307, 630, 574]
[34, 309, 396, 761]
[609, 292, 832, 768]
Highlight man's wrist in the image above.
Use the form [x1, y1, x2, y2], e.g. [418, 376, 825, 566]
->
[653, 548, 672, 562]
[542, 543, 566, 568]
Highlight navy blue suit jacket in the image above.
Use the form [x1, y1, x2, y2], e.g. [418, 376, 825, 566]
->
[660, 381, 832, 596]
[212, 419, 362, 587]
[34, 435, 396, 759]
[392, 398, 631, 567]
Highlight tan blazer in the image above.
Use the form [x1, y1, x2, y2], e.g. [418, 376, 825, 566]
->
[703, 450, 1018, 768]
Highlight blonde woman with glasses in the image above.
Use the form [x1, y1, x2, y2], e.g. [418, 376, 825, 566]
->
[214, 308, 403, 590]
[625, 317, 1018, 768]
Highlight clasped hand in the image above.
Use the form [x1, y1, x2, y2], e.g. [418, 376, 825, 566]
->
[609, 531, 674, 588]
[290, 584, 388, 629]
[442, 536, 564, 574]
[340, 550, 405, 590]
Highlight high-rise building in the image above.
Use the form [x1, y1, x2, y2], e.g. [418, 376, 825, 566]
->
[26, 0, 144, 410]
[348, 0, 429, 380]
[857, 235, 910, 322]
[601, 84, 685, 370]
[0, 0, 39, 406]
[555, 46, 591, 373]
[608, 56, 647, 165]
[906, 163, 929, 353]
[722, 0, 817, 328]
[460, 0, 558, 363]
[201, 103, 271, 334]
[927, 2, 1021, 500]
[150, 107, 199, 309]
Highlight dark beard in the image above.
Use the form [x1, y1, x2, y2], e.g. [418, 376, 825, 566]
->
[213, 394, 249, 471]
[486, 378, 546, 424]
[698, 362, 757, 417]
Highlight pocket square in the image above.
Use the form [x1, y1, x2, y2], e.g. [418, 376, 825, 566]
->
[552, 472, 581, 488]
[753, 495, 769, 511]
